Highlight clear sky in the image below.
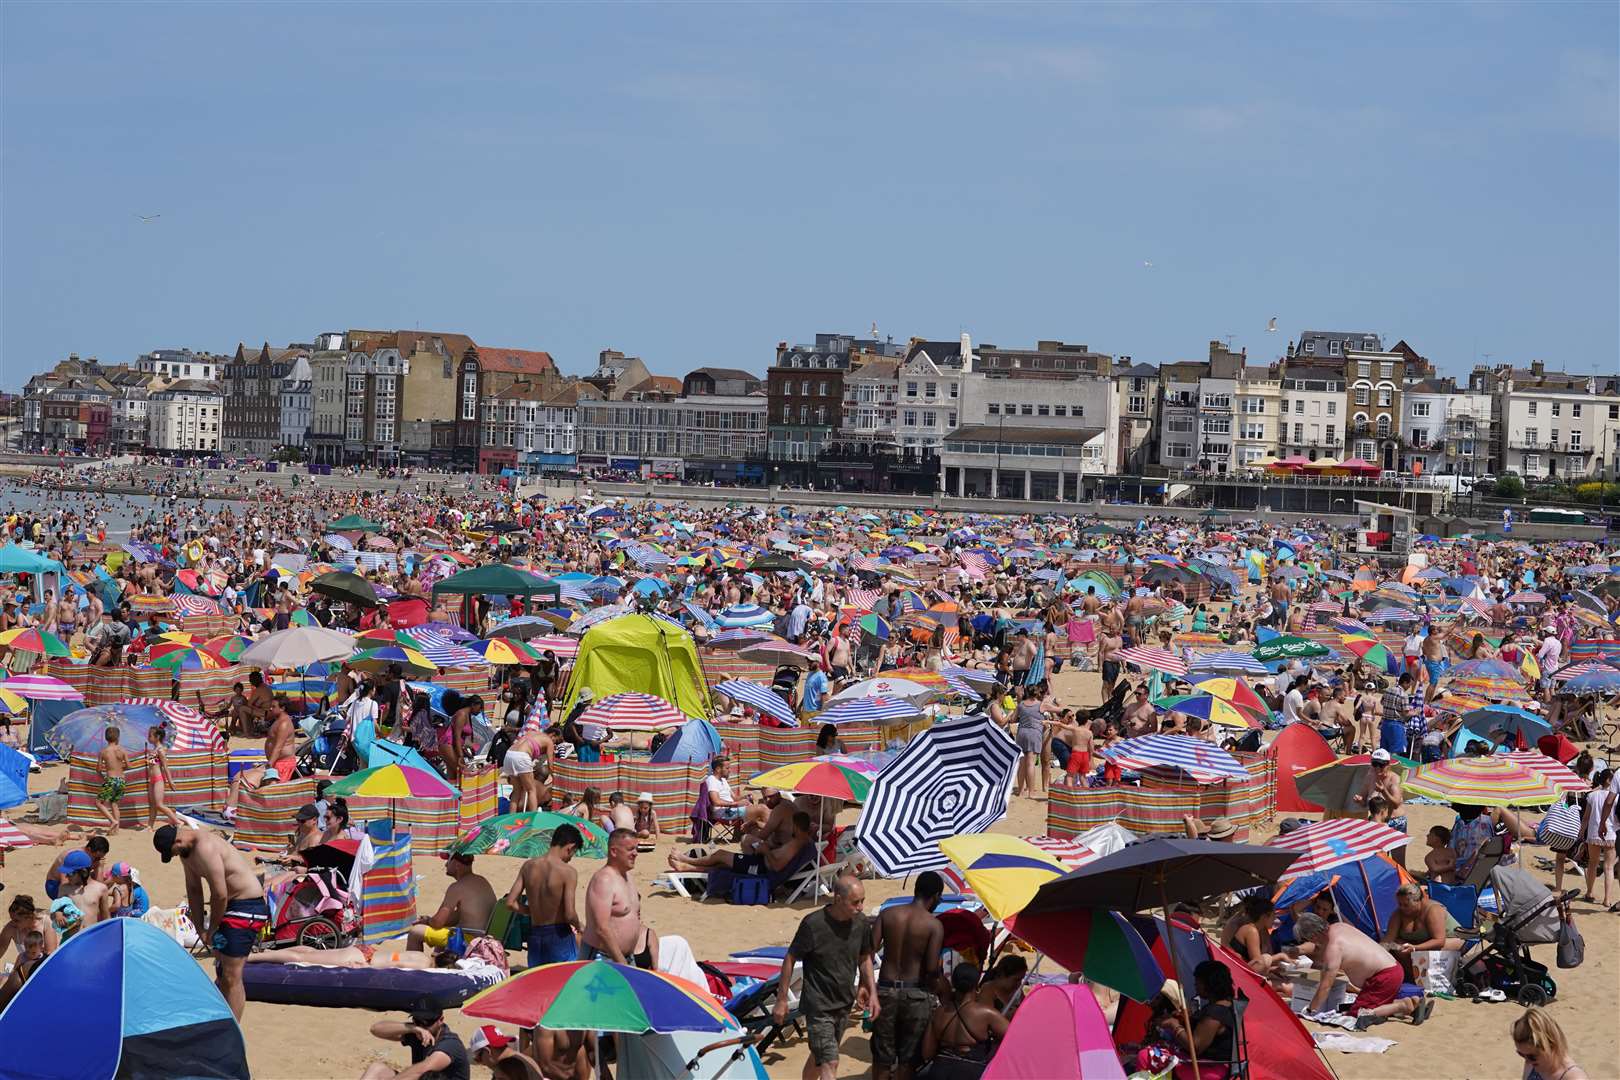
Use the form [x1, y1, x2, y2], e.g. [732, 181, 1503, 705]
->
[3, 2, 1615, 386]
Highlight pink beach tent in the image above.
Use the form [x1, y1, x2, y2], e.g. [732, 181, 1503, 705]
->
[983, 983, 1126, 1080]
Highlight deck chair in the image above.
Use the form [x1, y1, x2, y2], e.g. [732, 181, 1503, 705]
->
[1428, 881, 1482, 938]
[1462, 835, 1507, 892]
[1227, 989, 1251, 1080]
[689, 783, 739, 845]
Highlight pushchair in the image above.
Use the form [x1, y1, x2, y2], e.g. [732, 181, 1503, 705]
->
[295, 710, 360, 776]
[262, 850, 363, 951]
[1454, 864, 1576, 1007]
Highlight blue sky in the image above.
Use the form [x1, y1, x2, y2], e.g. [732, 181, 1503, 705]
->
[3, 2, 1615, 386]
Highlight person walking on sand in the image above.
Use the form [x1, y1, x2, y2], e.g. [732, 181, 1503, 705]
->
[871, 871, 945, 1080]
[144, 724, 181, 830]
[94, 726, 130, 833]
[153, 824, 267, 1019]
[774, 873, 878, 1080]
[505, 824, 583, 969]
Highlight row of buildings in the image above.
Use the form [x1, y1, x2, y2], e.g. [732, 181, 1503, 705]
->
[18, 328, 1620, 497]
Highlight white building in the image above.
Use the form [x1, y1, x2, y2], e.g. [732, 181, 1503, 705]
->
[894, 340, 966, 452]
[279, 356, 313, 450]
[1498, 373, 1620, 481]
[147, 380, 223, 453]
[1278, 365, 1346, 461]
[138, 349, 221, 382]
[839, 358, 899, 447]
[1231, 367, 1284, 469]
[1403, 380, 1492, 478]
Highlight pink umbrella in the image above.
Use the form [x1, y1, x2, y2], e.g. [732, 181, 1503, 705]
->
[0, 673, 84, 701]
[526, 635, 579, 660]
[575, 692, 686, 730]
[123, 698, 227, 752]
[1503, 750, 1586, 793]
[1114, 646, 1188, 677]
[1268, 818, 1409, 882]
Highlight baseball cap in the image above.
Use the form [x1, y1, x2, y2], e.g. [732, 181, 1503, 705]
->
[295, 803, 319, 823]
[61, 850, 93, 874]
[1370, 748, 1392, 764]
[153, 824, 179, 862]
[409, 1006, 444, 1026]
[468, 1025, 514, 1055]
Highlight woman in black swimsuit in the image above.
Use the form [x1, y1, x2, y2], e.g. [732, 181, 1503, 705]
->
[919, 963, 1010, 1079]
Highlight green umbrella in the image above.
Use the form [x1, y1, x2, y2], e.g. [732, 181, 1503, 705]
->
[452, 811, 608, 859]
[430, 564, 561, 601]
[328, 514, 383, 533]
[310, 570, 379, 607]
[1251, 636, 1331, 662]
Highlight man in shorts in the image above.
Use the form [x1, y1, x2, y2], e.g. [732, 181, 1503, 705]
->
[154, 824, 267, 1018]
[94, 726, 130, 834]
[774, 874, 876, 1080]
[871, 871, 944, 1080]
[1293, 912, 1433, 1030]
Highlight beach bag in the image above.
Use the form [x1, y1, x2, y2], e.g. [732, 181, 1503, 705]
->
[1556, 913, 1584, 969]
[1417, 950, 1456, 995]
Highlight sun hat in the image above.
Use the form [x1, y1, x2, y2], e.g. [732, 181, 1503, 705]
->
[1206, 816, 1237, 840]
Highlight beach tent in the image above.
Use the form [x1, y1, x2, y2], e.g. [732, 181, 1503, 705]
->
[0, 916, 248, 1079]
[1275, 853, 1407, 941]
[984, 983, 1125, 1079]
[24, 697, 78, 761]
[0, 543, 67, 603]
[617, 1026, 769, 1079]
[649, 717, 725, 763]
[1266, 723, 1337, 813]
[561, 614, 710, 721]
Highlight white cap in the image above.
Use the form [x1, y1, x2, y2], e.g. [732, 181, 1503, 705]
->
[1370, 748, 1392, 764]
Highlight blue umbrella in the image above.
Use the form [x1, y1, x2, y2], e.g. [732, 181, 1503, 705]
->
[1459, 705, 1551, 743]
[45, 703, 166, 759]
[716, 604, 776, 629]
[1564, 664, 1620, 696]
[712, 679, 797, 725]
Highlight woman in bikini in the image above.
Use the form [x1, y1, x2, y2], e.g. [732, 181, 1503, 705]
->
[144, 725, 182, 830]
[919, 963, 1010, 1079]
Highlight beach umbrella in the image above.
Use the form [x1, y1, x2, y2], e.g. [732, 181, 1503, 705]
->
[938, 833, 1067, 922]
[1113, 646, 1188, 677]
[1292, 753, 1405, 813]
[0, 917, 248, 1079]
[310, 570, 379, 607]
[1339, 634, 1401, 676]
[464, 637, 541, 665]
[714, 604, 776, 629]
[349, 645, 438, 676]
[328, 514, 383, 532]
[1450, 658, 1529, 684]
[736, 641, 818, 668]
[45, 703, 166, 757]
[1002, 907, 1164, 1004]
[146, 641, 230, 673]
[1268, 818, 1408, 883]
[1446, 673, 1536, 704]
[1101, 734, 1247, 782]
[827, 676, 943, 704]
[812, 697, 922, 726]
[201, 634, 251, 662]
[617, 1026, 769, 1080]
[0, 687, 29, 716]
[1251, 636, 1330, 662]
[855, 613, 891, 641]
[487, 615, 561, 640]
[462, 960, 733, 1035]
[1186, 651, 1269, 677]
[325, 762, 459, 800]
[1189, 677, 1273, 722]
[523, 635, 579, 660]
[452, 810, 608, 859]
[122, 698, 226, 752]
[1559, 664, 1620, 697]
[1502, 751, 1586, 794]
[711, 679, 797, 725]
[0, 627, 71, 658]
[1459, 705, 1552, 744]
[238, 626, 358, 669]
[750, 760, 873, 802]
[1151, 693, 1260, 730]
[576, 692, 686, 731]
[857, 714, 1019, 878]
[702, 627, 774, 650]
[0, 673, 83, 701]
[1401, 756, 1561, 806]
[1022, 836, 1297, 916]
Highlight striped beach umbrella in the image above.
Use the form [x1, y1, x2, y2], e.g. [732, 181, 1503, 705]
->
[171, 594, 220, 616]
[0, 673, 84, 701]
[146, 642, 229, 673]
[812, 697, 922, 726]
[1340, 634, 1401, 676]
[524, 635, 579, 660]
[1401, 755, 1561, 807]
[1101, 734, 1247, 783]
[1186, 651, 1269, 677]
[576, 693, 686, 730]
[827, 677, 943, 704]
[712, 679, 797, 726]
[1268, 818, 1410, 883]
[122, 698, 226, 752]
[1502, 751, 1586, 793]
[1190, 677, 1272, 722]
[1114, 646, 1187, 677]
[349, 645, 438, 675]
[715, 604, 776, 629]
[857, 715, 1019, 878]
[462, 637, 541, 666]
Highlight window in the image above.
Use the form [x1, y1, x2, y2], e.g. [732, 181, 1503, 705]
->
[1525, 427, 1538, 445]
[924, 411, 937, 428]
[1293, 423, 1304, 442]
[1241, 422, 1265, 440]
[948, 412, 957, 427]
[987, 403, 1000, 416]
[1354, 387, 1370, 406]
[1611, 405, 1619, 420]
[1203, 417, 1231, 435]
[818, 382, 828, 397]
[1128, 395, 1146, 415]
[1569, 430, 1583, 450]
[1377, 388, 1392, 407]
[1525, 453, 1541, 474]
[1572, 403, 1582, 417]
[1376, 415, 1391, 437]
[903, 410, 917, 427]
[1412, 402, 1430, 418]
[1357, 440, 1376, 460]
[924, 382, 937, 398]
[1379, 363, 1393, 379]
[1020, 404, 1033, 416]
[1293, 400, 1304, 414]
[1304, 341, 1316, 354]
[1241, 397, 1264, 414]
[1551, 401, 1562, 417]
[1055, 405, 1068, 417]
[1327, 401, 1337, 416]
[905, 382, 918, 398]
[1325, 425, 1338, 445]
[1528, 401, 1538, 416]
[1036, 405, 1050, 416]
[1332, 342, 1344, 357]
[1167, 442, 1193, 458]
[799, 380, 809, 396]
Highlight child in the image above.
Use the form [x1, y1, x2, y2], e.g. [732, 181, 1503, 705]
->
[1424, 825, 1456, 883]
[0, 929, 45, 1008]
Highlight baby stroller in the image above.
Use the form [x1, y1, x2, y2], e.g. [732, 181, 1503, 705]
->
[261, 841, 364, 951]
[296, 710, 360, 776]
[1454, 864, 1576, 1007]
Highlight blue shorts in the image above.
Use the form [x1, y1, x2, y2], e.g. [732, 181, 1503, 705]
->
[714, 805, 745, 821]
[1050, 739, 1072, 769]
[212, 896, 270, 958]
[1423, 658, 1449, 684]
[527, 923, 578, 968]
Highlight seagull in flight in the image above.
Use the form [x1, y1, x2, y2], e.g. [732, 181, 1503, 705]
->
[1266, 317, 1278, 332]
[135, 213, 161, 223]
[1141, 260, 1154, 268]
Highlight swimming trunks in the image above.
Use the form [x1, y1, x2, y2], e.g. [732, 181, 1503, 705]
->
[97, 777, 126, 803]
[527, 922, 579, 968]
[271, 757, 297, 781]
[1347, 963, 1403, 1015]
[211, 896, 270, 958]
[1065, 750, 1091, 777]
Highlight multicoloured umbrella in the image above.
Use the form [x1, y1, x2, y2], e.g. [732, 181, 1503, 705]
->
[146, 642, 230, 672]
[938, 833, 1067, 922]
[348, 645, 438, 675]
[750, 760, 872, 802]
[1267, 818, 1410, 883]
[0, 673, 83, 701]
[1004, 907, 1164, 1003]
[201, 635, 251, 662]
[462, 960, 733, 1034]
[122, 698, 226, 752]
[1101, 734, 1247, 782]
[576, 692, 686, 730]
[1502, 750, 1587, 793]
[452, 810, 608, 859]
[1401, 755, 1560, 807]
[812, 697, 922, 726]
[1151, 693, 1260, 730]
[1339, 634, 1401, 676]
[1293, 754, 1408, 814]
[324, 763, 459, 800]
[1190, 677, 1273, 724]
[0, 627, 71, 658]
[464, 637, 541, 665]
[0, 686, 28, 715]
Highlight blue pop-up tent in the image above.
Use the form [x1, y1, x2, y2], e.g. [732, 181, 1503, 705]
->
[0, 916, 248, 1079]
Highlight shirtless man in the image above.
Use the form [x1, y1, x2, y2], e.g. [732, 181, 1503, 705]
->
[1055, 710, 1095, 787]
[741, 788, 793, 855]
[871, 871, 945, 1080]
[407, 852, 497, 951]
[59, 860, 109, 928]
[584, 829, 652, 968]
[154, 824, 267, 1018]
[1008, 629, 1037, 687]
[1122, 684, 1157, 738]
[1097, 625, 1125, 695]
[506, 824, 583, 968]
[669, 811, 814, 883]
[1291, 912, 1433, 1029]
[94, 726, 131, 834]
[1420, 629, 1449, 702]
[1355, 748, 1409, 866]
[223, 704, 298, 821]
[827, 632, 852, 681]
[239, 671, 275, 737]
[1322, 684, 1357, 748]
[532, 1027, 590, 1080]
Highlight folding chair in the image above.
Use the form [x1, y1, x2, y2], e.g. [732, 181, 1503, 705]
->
[1462, 835, 1507, 892]
[689, 783, 739, 845]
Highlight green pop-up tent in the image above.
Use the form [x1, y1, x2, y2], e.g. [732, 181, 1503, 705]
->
[328, 514, 384, 533]
[561, 614, 709, 721]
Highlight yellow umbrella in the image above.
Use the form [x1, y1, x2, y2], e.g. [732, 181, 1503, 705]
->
[938, 834, 1067, 922]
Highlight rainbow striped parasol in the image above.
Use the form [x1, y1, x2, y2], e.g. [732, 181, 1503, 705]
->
[1401, 755, 1561, 807]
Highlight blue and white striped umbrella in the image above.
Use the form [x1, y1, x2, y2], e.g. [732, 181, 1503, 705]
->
[406, 629, 485, 667]
[1364, 607, 1421, 625]
[856, 714, 1019, 878]
[713, 679, 798, 726]
[569, 605, 631, 634]
[813, 697, 923, 727]
[683, 602, 719, 631]
[623, 542, 671, 568]
[1102, 734, 1247, 783]
[716, 604, 776, 629]
[1186, 651, 1269, 677]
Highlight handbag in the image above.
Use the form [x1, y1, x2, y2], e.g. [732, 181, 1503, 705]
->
[1556, 912, 1585, 969]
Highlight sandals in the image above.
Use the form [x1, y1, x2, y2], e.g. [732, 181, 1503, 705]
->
[1473, 988, 1507, 1003]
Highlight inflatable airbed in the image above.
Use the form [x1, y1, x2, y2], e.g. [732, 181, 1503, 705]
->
[242, 961, 503, 1011]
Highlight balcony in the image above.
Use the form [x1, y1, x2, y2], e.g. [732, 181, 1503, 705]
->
[1507, 440, 1591, 454]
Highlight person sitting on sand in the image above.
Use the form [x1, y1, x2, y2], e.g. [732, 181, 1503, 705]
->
[406, 852, 497, 952]
[359, 1006, 471, 1080]
[631, 792, 660, 841]
[667, 810, 814, 881]
[1381, 883, 1464, 983]
[222, 704, 298, 822]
